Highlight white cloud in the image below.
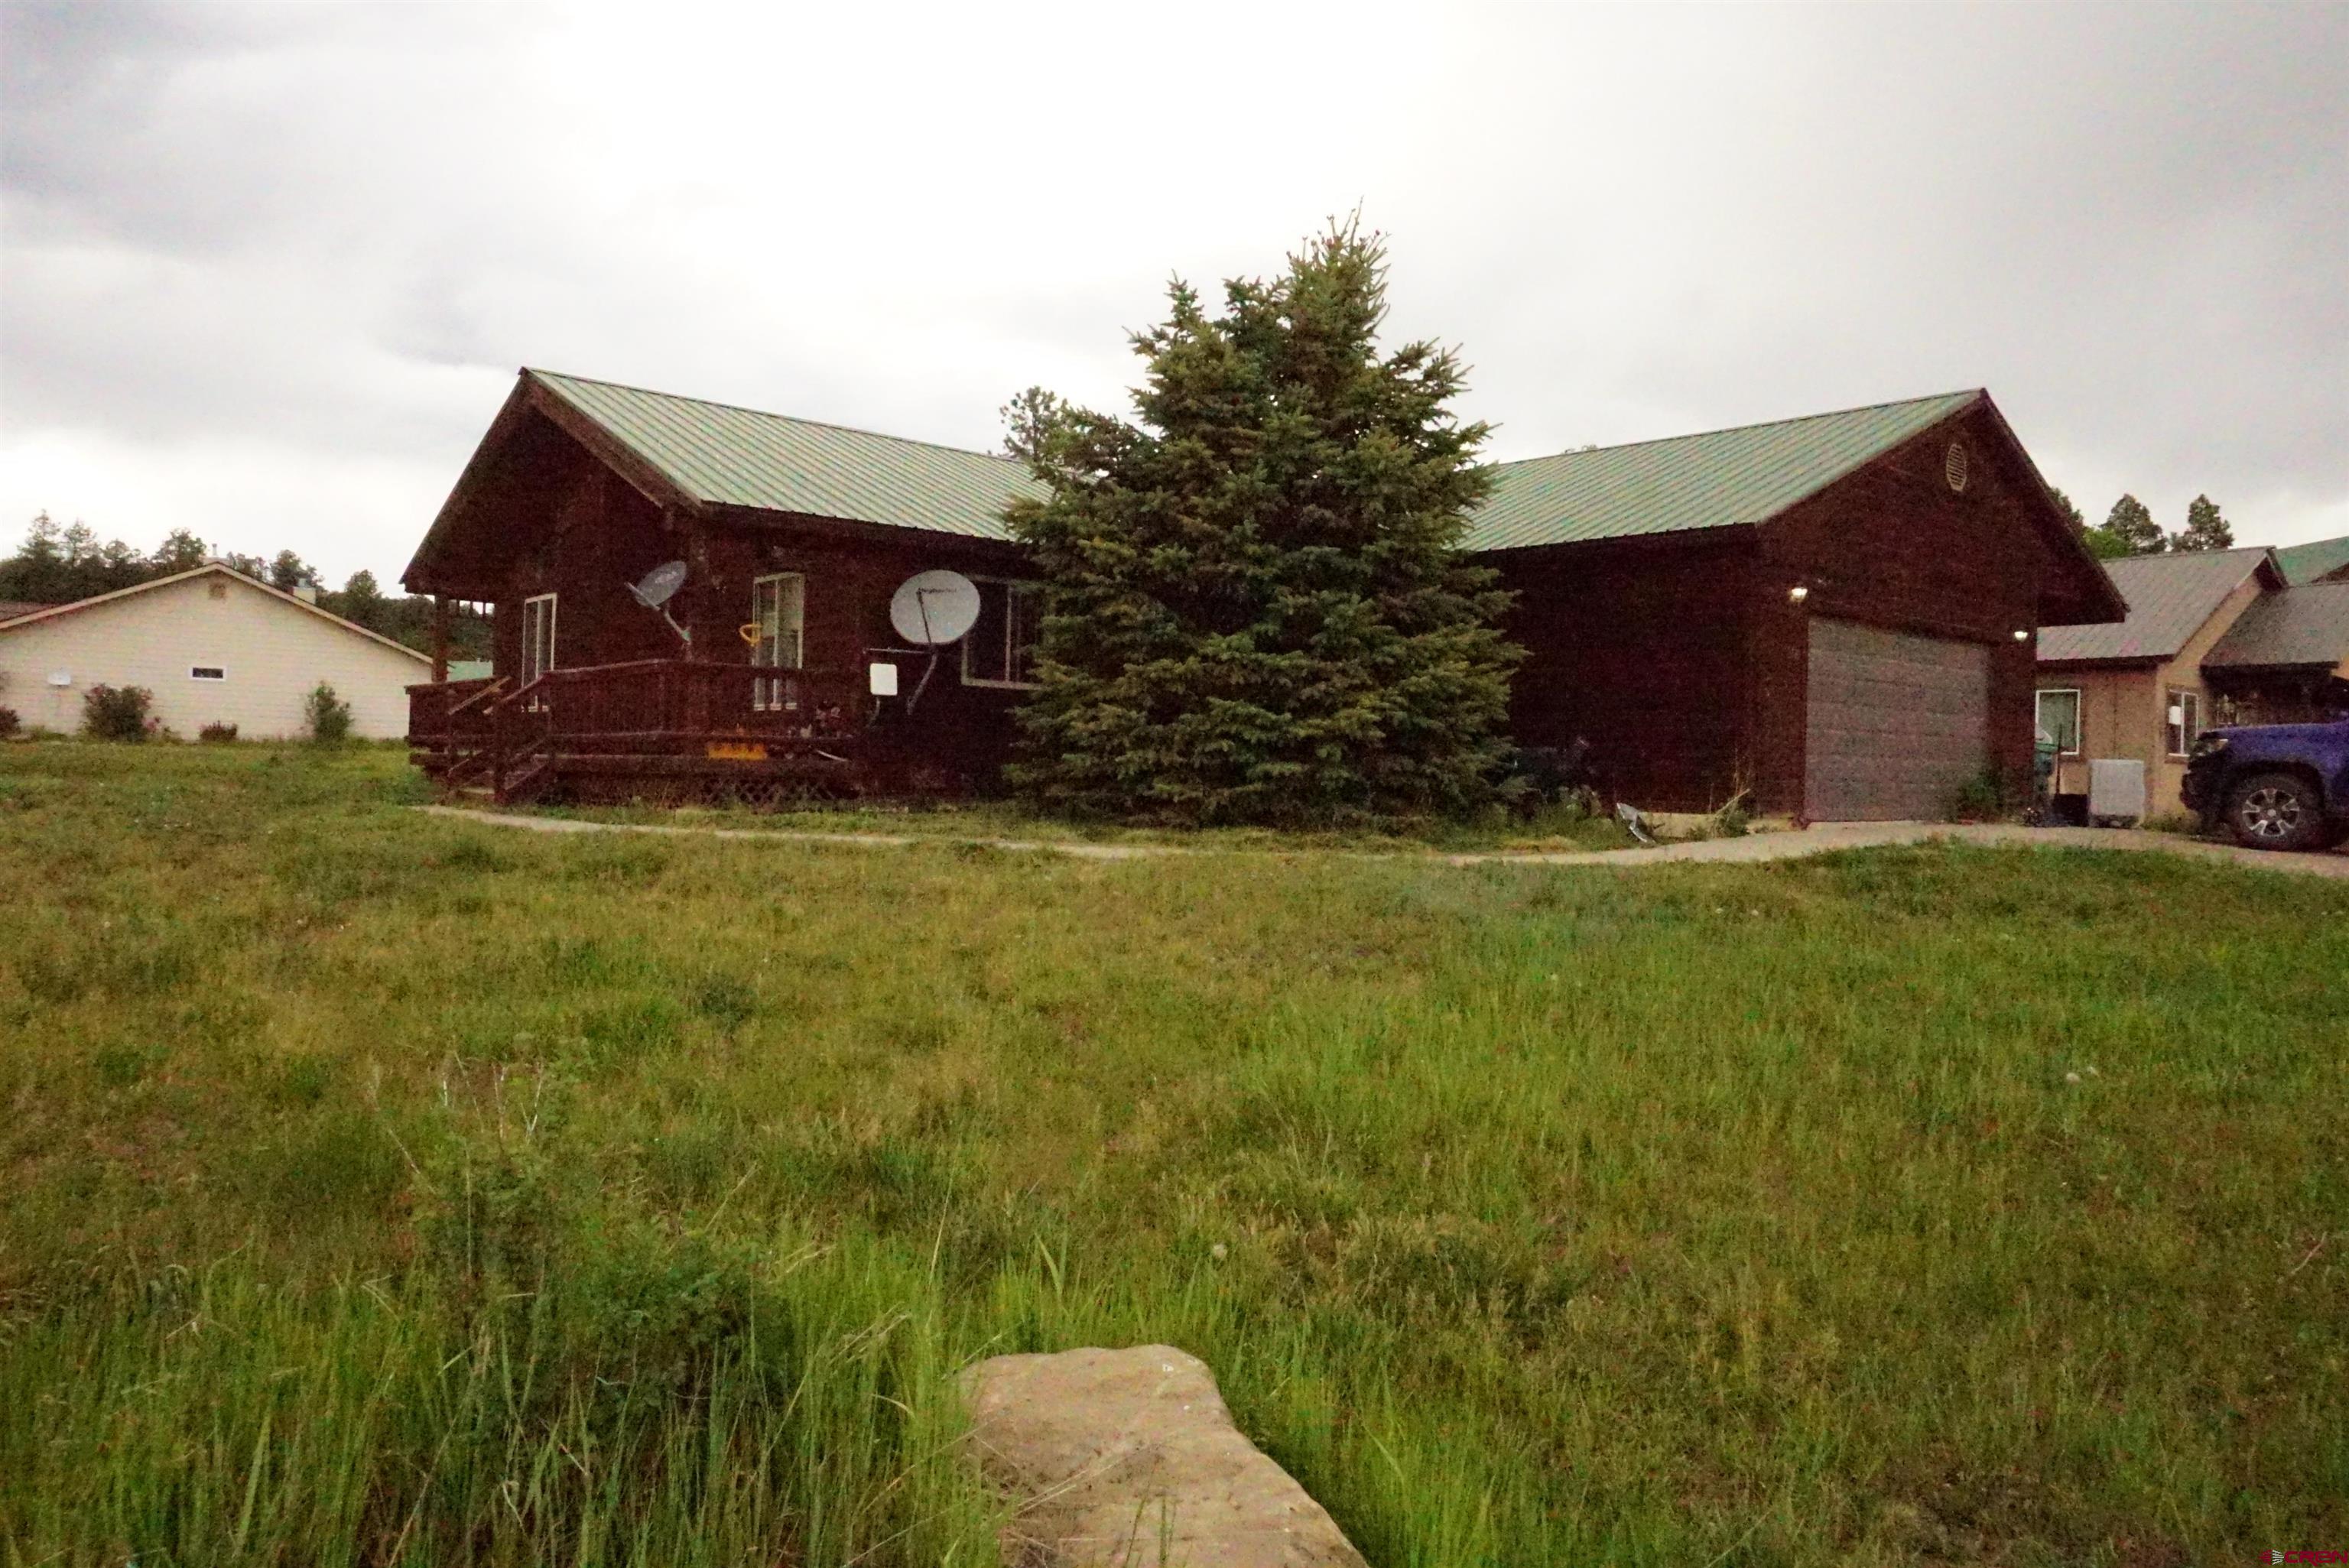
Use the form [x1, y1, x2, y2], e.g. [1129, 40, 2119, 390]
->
[2, 0, 2343, 589]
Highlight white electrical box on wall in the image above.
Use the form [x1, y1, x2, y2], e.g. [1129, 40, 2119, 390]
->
[868, 661, 899, 698]
[2087, 759, 2146, 826]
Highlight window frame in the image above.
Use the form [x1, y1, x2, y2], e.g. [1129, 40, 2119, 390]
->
[960, 576, 1044, 690]
[750, 572, 806, 712]
[520, 591, 557, 712]
[190, 665, 227, 682]
[2165, 687, 2201, 759]
[2035, 687, 2082, 757]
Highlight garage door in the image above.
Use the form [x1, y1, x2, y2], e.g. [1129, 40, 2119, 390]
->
[1804, 619, 1989, 821]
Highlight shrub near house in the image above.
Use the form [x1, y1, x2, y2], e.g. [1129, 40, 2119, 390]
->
[81, 683, 155, 742]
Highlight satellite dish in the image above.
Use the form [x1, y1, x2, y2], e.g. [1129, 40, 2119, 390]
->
[629, 560, 689, 609]
[889, 570, 981, 645]
[626, 560, 692, 645]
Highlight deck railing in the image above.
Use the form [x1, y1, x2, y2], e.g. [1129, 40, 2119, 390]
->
[408, 661, 866, 760]
[404, 676, 504, 748]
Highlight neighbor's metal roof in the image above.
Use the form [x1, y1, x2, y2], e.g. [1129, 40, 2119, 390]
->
[2274, 534, 2349, 586]
[2035, 547, 2273, 664]
[1466, 390, 1983, 552]
[2203, 582, 2349, 670]
[530, 370, 1042, 540]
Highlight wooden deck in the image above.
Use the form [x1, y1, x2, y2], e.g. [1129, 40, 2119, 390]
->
[406, 660, 928, 805]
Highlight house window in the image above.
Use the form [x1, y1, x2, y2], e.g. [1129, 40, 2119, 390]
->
[2165, 688, 2200, 758]
[751, 573, 805, 711]
[2035, 688, 2081, 755]
[963, 579, 1041, 689]
[521, 592, 557, 710]
[190, 666, 226, 682]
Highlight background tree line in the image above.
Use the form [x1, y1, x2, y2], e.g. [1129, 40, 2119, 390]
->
[0, 512, 489, 658]
[2046, 489, 2236, 560]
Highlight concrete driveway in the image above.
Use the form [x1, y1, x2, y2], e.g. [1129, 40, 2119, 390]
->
[1438, 820, 2349, 878]
[417, 807, 2349, 879]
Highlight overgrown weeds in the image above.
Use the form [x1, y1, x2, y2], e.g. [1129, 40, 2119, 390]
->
[1, 742, 2343, 1565]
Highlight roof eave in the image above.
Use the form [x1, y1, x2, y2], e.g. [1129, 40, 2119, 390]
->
[1466, 519, 1759, 559]
[701, 501, 1025, 553]
[2035, 653, 2171, 670]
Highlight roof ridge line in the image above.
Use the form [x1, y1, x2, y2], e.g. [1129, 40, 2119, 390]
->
[526, 368, 1026, 468]
[0, 561, 430, 659]
[1493, 388, 1982, 470]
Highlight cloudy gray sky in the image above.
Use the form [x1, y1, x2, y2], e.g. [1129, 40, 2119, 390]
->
[3, 2, 2344, 586]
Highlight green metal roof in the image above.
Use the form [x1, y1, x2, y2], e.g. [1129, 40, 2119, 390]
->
[530, 369, 1042, 540]
[2203, 582, 2349, 670]
[528, 372, 1987, 555]
[2274, 534, 2349, 586]
[1466, 390, 1983, 552]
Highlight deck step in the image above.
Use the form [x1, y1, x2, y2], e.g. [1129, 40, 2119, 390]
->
[497, 761, 554, 805]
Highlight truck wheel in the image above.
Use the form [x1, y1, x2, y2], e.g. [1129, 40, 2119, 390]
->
[2222, 771, 2328, 853]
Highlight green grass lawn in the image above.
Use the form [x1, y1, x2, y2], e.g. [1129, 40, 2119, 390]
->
[2, 741, 2342, 1566]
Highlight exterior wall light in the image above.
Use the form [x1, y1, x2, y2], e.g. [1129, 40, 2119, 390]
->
[1788, 586, 1809, 603]
[2013, 628, 2030, 641]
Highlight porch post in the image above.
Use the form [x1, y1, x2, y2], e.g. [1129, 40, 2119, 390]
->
[430, 595, 450, 683]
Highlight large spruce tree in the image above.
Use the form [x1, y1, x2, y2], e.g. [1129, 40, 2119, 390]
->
[1001, 221, 1521, 826]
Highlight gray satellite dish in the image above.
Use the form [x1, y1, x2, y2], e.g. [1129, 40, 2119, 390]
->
[627, 560, 691, 644]
[889, 570, 981, 645]
[629, 560, 689, 609]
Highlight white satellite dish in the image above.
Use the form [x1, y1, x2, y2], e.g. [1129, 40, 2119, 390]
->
[889, 570, 981, 645]
[627, 560, 691, 644]
[629, 560, 689, 609]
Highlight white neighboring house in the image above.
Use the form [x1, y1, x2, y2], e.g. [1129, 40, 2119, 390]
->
[0, 562, 430, 739]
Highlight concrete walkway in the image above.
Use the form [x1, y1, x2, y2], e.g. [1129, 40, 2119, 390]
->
[415, 806, 2349, 879]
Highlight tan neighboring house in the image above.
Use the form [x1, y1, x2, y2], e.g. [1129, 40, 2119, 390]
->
[2035, 547, 2349, 812]
[0, 562, 430, 739]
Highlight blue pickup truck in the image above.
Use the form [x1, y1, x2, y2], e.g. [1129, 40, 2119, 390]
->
[2182, 717, 2349, 852]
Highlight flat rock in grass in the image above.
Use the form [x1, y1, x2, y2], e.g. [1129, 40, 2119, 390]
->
[960, 1344, 1369, 1568]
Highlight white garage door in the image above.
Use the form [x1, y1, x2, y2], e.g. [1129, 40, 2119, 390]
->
[1805, 619, 1990, 821]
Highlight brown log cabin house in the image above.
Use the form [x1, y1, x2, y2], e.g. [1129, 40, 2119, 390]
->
[401, 371, 2123, 819]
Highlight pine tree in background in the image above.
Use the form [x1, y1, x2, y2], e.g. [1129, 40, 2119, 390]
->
[0, 515, 492, 658]
[2099, 494, 2166, 557]
[268, 549, 316, 592]
[2172, 494, 2234, 552]
[151, 529, 210, 573]
[1002, 219, 1522, 826]
[2052, 486, 2135, 561]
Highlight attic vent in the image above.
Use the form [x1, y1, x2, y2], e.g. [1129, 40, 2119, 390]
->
[208, 581, 228, 600]
[1945, 441, 1969, 493]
